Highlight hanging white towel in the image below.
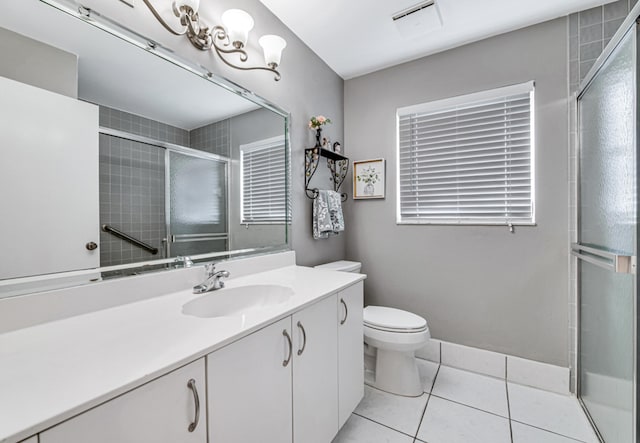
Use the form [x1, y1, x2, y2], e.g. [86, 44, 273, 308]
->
[313, 190, 345, 239]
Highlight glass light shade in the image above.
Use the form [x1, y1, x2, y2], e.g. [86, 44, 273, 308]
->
[259, 35, 287, 68]
[221, 9, 254, 48]
[180, 0, 200, 13]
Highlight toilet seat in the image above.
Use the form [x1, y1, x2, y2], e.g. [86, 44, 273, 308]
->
[364, 306, 428, 333]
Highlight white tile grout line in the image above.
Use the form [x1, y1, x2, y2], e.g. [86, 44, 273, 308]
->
[425, 394, 508, 420]
[412, 363, 440, 443]
[505, 361, 514, 443]
[509, 418, 590, 443]
[350, 412, 417, 441]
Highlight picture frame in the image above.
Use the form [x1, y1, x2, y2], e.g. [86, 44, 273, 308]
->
[353, 158, 385, 199]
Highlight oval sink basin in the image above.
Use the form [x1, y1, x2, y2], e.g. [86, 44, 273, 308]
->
[182, 284, 294, 318]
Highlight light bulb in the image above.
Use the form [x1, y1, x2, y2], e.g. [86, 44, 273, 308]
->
[221, 9, 254, 48]
[259, 35, 287, 68]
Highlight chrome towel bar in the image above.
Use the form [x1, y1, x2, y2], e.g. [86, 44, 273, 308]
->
[570, 243, 636, 274]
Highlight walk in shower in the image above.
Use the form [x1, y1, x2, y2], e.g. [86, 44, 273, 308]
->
[574, 7, 639, 442]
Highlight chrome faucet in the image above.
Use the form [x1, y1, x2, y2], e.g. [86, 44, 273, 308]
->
[193, 264, 230, 294]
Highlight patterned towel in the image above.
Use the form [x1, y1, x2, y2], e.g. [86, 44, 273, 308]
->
[313, 190, 345, 239]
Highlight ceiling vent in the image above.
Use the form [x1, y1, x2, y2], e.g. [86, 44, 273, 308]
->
[392, 1, 443, 38]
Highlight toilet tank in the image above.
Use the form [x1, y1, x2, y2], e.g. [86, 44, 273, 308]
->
[314, 260, 362, 273]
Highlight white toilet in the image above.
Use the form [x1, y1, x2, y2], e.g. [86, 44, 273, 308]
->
[314, 260, 430, 397]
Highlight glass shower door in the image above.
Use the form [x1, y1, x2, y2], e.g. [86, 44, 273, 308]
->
[576, 26, 637, 443]
[167, 150, 228, 257]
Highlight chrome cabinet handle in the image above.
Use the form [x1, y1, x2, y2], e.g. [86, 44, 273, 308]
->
[297, 321, 307, 356]
[340, 298, 348, 325]
[187, 379, 200, 432]
[283, 329, 293, 367]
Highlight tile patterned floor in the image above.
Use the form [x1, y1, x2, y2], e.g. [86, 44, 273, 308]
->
[333, 360, 599, 443]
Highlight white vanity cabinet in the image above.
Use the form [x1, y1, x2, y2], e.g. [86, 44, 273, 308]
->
[207, 316, 293, 443]
[337, 281, 365, 428]
[292, 294, 339, 443]
[39, 359, 206, 443]
[207, 293, 344, 443]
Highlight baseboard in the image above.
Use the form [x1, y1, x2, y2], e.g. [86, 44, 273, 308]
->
[415, 340, 571, 395]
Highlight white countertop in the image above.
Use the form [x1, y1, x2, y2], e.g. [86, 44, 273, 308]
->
[0, 265, 365, 443]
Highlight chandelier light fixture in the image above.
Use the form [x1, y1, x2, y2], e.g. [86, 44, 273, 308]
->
[142, 0, 287, 81]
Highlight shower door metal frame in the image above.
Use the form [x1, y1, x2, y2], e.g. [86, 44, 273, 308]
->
[575, 7, 640, 442]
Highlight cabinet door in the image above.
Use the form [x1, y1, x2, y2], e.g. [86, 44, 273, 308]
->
[207, 317, 293, 443]
[40, 359, 205, 443]
[338, 281, 364, 428]
[0, 76, 99, 279]
[18, 437, 37, 443]
[292, 295, 339, 443]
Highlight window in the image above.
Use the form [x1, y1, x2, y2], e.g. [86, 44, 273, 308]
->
[397, 81, 535, 225]
[240, 135, 289, 224]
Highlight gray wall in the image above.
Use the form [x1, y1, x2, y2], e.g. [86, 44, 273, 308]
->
[344, 19, 569, 366]
[80, 0, 346, 266]
[0, 27, 77, 98]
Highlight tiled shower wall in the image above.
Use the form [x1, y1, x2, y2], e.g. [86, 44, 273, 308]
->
[190, 119, 230, 157]
[98, 106, 230, 266]
[567, 0, 638, 392]
[100, 106, 190, 146]
[99, 133, 166, 266]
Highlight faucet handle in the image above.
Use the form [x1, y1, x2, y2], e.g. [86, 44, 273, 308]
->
[205, 263, 216, 276]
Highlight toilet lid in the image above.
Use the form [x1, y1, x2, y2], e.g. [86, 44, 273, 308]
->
[314, 260, 361, 272]
[364, 306, 428, 332]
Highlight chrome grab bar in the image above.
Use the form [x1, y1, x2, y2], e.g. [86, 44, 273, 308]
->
[570, 243, 636, 274]
[102, 224, 159, 255]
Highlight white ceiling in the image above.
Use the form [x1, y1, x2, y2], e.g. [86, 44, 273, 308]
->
[0, 1, 258, 130]
[260, 0, 618, 79]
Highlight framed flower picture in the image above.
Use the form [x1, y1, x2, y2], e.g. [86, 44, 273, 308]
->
[353, 158, 385, 199]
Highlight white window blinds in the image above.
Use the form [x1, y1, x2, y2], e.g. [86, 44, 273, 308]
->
[397, 81, 535, 225]
[241, 136, 289, 224]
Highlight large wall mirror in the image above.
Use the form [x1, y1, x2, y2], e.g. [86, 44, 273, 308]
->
[0, 0, 290, 297]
